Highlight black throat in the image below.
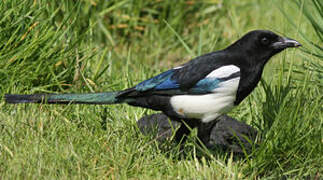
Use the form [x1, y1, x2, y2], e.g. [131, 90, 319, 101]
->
[231, 48, 270, 105]
[234, 63, 265, 105]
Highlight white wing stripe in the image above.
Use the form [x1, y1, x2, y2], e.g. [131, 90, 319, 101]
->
[206, 65, 240, 79]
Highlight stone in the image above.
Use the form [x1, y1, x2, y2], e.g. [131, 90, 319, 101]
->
[137, 113, 258, 154]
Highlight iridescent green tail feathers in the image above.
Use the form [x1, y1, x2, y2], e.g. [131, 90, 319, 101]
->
[4, 92, 129, 105]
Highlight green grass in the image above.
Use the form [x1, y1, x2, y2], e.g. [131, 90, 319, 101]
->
[0, 0, 322, 179]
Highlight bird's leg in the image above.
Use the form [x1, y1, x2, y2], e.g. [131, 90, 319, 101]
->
[173, 118, 200, 143]
[174, 122, 191, 143]
[173, 118, 217, 148]
[196, 121, 218, 148]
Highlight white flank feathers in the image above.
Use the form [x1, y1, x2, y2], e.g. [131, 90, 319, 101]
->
[170, 65, 240, 123]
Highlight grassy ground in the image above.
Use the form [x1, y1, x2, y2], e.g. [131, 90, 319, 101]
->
[0, 0, 322, 179]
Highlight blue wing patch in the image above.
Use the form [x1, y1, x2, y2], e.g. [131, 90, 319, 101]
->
[136, 67, 238, 94]
[136, 69, 179, 91]
[154, 78, 179, 90]
[189, 78, 220, 94]
[136, 71, 221, 94]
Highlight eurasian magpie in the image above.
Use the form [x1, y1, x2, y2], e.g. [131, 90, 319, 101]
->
[5, 30, 301, 139]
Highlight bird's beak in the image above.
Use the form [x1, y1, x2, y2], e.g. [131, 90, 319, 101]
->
[272, 37, 302, 49]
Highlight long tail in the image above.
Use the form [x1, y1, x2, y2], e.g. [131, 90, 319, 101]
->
[4, 92, 132, 104]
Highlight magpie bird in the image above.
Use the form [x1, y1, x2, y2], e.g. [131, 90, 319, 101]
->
[5, 30, 301, 137]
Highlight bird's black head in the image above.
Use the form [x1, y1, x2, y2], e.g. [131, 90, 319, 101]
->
[227, 30, 301, 66]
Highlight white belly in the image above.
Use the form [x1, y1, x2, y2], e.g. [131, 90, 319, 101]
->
[170, 77, 240, 123]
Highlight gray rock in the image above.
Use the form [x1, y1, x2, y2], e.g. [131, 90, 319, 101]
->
[209, 115, 257, 153]
[137, 113, 257, 154]
[137, 113, 181, 141]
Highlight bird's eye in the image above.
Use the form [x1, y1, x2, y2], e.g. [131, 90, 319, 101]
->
[261, 37, 270, 45]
